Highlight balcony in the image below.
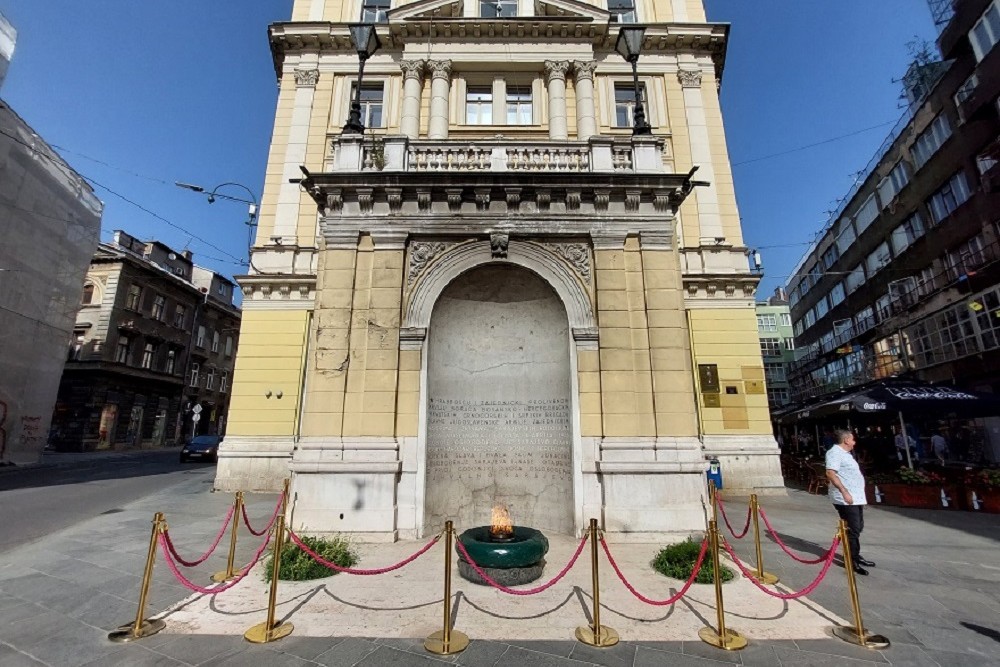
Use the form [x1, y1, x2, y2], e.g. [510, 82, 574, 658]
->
[326, 134, 663, 174]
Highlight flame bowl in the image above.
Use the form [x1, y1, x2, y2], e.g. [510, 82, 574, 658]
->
[456, 526, 549, 569]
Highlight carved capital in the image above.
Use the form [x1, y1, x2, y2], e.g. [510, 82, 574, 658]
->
[677, 69, 703, 88]
[572, 60, 598, 82]
[399, 59, 426, 81]
[543, 60, 571, 82]
[428, 59, 453, 80]
[293, 68, 320, 88]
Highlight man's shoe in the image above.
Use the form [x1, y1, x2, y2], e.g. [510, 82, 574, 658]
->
[856, 557, 876, 567]
[852, 565, 870, 576]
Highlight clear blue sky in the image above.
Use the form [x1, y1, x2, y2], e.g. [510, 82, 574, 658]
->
[0, 0, 937, 297]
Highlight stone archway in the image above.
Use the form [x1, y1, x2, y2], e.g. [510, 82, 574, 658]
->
[423, 263, 574, 534]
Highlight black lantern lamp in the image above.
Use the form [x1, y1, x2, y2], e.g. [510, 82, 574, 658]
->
[614, 25, 652, 136]
[342, 23, 382, 134]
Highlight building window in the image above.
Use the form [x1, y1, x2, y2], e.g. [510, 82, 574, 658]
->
[764, 362, 786, 383]
[779, 313, 792, 327]
[360, 0, 390, 22]
[125, 284, 142, 311]
[220, 371, 229, 393]
[608, 0, 637, 22]
[955, 73, 979, 121]
[853, 194, 878, 234]
[820, 245, 839, 271]
[783, 337, 796, 351]
[206, 367, 216, 390]
[173, 304, 187, 328]
[845, 263, 865, 294]
[165, 350, 176, 375]
[614, 83, 646, 128]
[115, 336, 130, 364]
[466, 86, 493, 124]
[506, 85, 532, 124]
[767, 387, 790, 407]
[877, 160, 910, 206]
[81, 284, 95, 305]
[141, 342, 155, 369]
[865, 241, 892, 277]
[760, 338, 781, 357]
[946, 234, 988, 280]
[890, 212, 926, 256]
[211, 331, 220, 353]
[349, 83, 383, 128]
[970, 0, 1000, 61]
[757, 314, 777, 332]
[480, 0, 516, 17]
[151, 294, 166, 321]
[196, 326, 206, 348]
[912, 114, 952, 169]
[189, 362, 200, 388]
[224, 336, 234, 357]
[928, 171, 971, 224]
[917, 265, 937, 297]
[217, 282, 229, 297]
[69, 334, 85, 360]
[977, 146, 999, 175]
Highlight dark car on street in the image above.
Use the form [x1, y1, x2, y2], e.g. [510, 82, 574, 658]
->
[180, 435, 222, 463]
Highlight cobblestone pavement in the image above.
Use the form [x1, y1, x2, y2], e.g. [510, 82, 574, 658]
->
[0, 464, 997, 666]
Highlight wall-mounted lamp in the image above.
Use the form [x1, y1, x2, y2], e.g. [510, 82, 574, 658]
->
[264, 390, 273, 398]
[276, 390, 284, 399]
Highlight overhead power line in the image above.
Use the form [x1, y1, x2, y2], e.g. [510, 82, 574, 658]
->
[732, 120, 897, 167]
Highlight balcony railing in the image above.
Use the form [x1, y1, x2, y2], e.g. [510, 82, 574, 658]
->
[327, 134, 661, 174]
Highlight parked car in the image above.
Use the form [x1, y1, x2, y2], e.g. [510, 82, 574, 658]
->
[180, 435, 222, 463]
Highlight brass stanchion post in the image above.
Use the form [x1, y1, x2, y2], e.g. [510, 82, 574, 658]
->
[212, 491, 244, 583]
[698, 519, 747, 651]
[575, 518, 619, 647]
[108, 512, 167, 642]
[244, 511, 293, 643]
[425, 520, 469, 655]
[709, 480, 718, 525]
[750, 495, 779, 585]
[831, 520, 889, 649]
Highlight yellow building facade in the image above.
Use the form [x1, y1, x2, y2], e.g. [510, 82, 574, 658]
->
[217, 0, 783, 541]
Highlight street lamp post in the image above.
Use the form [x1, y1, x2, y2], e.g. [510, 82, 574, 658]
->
[342, 24, 382, 134]
[614, 26, 652, 136]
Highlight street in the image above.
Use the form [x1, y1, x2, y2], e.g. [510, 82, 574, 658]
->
[0, 450, 214, 554]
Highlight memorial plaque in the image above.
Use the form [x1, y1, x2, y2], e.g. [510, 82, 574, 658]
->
[426, 265, 574, 534]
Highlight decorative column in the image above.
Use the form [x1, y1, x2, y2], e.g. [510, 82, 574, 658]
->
[677, 68, 724, 242]
[399, 60, 425, 140]
[572, 61, 598, 142]
[273, 68, 320, 242]
[544, 60, 570, 141]
[427, 60, 452, 140]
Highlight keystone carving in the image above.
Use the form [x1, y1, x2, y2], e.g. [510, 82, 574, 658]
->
[490, 233, 509, 259]
[407, 241, 449, 285]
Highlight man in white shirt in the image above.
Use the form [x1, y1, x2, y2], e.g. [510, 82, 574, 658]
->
[931, 428, 949, 464]
[826, 429, 875, 576]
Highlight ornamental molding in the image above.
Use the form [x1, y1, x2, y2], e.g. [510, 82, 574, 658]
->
[399, 59, 426, 80]
[550, 242, 592, 283]
[407, 241, 450, 285]
[572, 60, 598, 81]
[293, 68, 320, 88]
[543, 60, 571, 82]
[238, 275, 317, 310]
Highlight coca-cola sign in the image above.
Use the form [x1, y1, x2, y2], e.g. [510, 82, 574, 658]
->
[886, 387, 977, 401]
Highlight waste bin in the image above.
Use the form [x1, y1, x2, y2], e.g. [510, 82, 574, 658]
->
[706, 458, 723, 490]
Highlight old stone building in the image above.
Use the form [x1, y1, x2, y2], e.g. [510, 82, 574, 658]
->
[217, 0, 781, 540]
[52, 231, 240, 451]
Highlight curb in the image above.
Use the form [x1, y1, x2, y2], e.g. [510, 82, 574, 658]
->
[0, 449, 178, 475]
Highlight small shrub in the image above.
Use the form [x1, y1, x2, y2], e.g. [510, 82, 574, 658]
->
[265, 534, 359, 582]
[652, 538, 734, 584]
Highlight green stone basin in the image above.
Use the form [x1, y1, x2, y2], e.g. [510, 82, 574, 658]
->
[456, 526, 549, 569]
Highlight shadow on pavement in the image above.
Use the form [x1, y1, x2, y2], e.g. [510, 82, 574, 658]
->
[0, 450, 210, 493]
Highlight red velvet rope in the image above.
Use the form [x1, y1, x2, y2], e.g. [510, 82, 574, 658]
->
[287, 530, 441, 575]
[161, 504, 235, 567]
[600, 536, 709, 606]
[159, 529, 272, 595]
[454, 534, 589, 596]
[242, 493, 284, 537]
[721, 536, 840, 600]
[716, 494, 751, 539]
[758, 507, 830, 565]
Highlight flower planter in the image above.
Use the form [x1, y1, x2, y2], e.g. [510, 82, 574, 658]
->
[964, 488, 1000, 513]
[866, 483, 961, 509]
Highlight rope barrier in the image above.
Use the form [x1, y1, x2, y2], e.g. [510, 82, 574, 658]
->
[288, 530, 442, 576]
[242, 494, 284, 537]
[454, 534, 589, 596]
[721, 536, 839, 600]
[600, 535, 709, 606]
[159, 530, 272, 595]
[758, 508, 832, 565]
[160, 505, 235, 568]
[716, 494, 751, 539]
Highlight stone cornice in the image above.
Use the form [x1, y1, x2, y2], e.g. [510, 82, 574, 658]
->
[682, 273, 760, 306]
[268, 22, 729, 81]
[237, 274, 317, 310]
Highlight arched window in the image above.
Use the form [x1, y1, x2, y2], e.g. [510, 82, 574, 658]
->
[81, 284, 95, 304]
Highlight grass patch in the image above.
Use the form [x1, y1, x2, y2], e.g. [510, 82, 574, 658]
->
[265, 534, 359, 582]
[652, 538, 734, 584]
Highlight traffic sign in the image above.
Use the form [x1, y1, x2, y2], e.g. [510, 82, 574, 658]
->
[192, 404, 203, 414]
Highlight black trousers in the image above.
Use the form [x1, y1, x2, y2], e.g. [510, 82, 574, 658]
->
[834, 504, 864, 563]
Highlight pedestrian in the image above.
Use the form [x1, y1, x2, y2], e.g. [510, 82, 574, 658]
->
[825, 429, 876, 576]
[894, 428, 919, 462]
[931, 427, 950, 465]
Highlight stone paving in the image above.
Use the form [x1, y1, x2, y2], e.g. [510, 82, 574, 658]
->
[0, 465, 998, 666]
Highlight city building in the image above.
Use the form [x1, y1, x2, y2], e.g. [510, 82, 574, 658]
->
[218, 0, 782, 541]
[785, 0, 1000, 458]
[756, 290, 794, 412]
[51, 231, 240, 451]
[0, 14, 104, 465]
